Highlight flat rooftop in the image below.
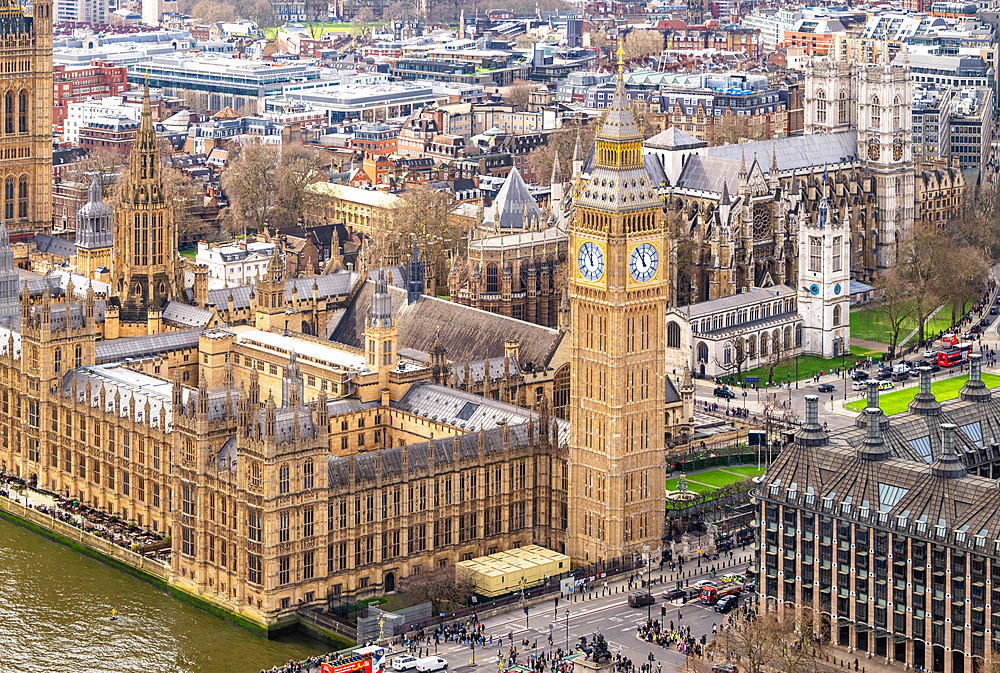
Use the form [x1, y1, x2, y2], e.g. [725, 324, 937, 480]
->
[231, 325, 369, 373]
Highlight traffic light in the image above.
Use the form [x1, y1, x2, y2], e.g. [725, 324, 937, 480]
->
[660, 606, 666, 617]
[700, 635, 707, 645]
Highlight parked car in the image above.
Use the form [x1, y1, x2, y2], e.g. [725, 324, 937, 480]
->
[715, 595, 738, 613]
[415, 658, 449, 673]
[851, 370, 869, 381]
[712, 665, 737, 673]
[713, 387, 736, 399]
[818, 383, 835, 393]
[852, 380, 868, 391]
[394, 656, 420, 671]
[628, 592, 655, 607]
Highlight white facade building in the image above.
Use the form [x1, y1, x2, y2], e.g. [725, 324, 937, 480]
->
[64, 97, 142, 144]
[196, 241, 276, 287]
[797, 196, 851, 359]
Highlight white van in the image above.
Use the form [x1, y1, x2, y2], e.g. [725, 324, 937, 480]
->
[415, 658, 448, 673]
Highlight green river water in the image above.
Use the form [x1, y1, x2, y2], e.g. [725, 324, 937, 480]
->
[0, 515, 328, 672]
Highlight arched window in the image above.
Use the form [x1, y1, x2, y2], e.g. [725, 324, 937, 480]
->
[666, 321, 681, 348]
[485, 263, 499, 293]
[816, 89, 826, 124]
[795, 324, 803, 347]
[735, 339, 745, 361]
[723, 343, 732, 365]
[303, 460, 314, 490]
[3, 91, 12, 134]
[553, 363, 570, 420]
[871, 95, 881, 129]
[279, 464, 290, 494]
[783, 326, 791, 349]
[893, 95, 900, 129]
[833, 304, 842, 326]
[760, 334, 769, 357]
[773, 330, 781, 353]
[75, 344, 82, 368]
[838, 90, 849, 124]
[747, 335, 756, 359]
[697, 342, 709, 363]
[3, 178, 11, 220]
[17, 175, 26, 219]
[54, 348, 61, 374]
[17, 89, 26, 133]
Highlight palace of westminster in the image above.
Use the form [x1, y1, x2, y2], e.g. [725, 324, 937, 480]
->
[0, 0, 993, 664]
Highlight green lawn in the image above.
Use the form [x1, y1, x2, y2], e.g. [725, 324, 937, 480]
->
[264, 23, 356, 40]
[665, 477, 713, 493]
[179, 249, 196, 259]
[845, 373, 1000, 415]
[739, 354, 859, 386]
[851, 301, 958, 345]
[719, 466, 767, 478]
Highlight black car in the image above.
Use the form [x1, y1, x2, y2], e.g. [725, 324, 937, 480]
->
[714, 387, 736, 399]
[991, 307, 998, 315]
[628, 592, 655, 607]
[818, 383, 835, 393]
[891, 371, 909, 382]
[712, 665, 737, 673]
[981, 319, 992, 327]
[661, 587, 689, 601]
[927, 363, 941, 373]
[715, 595, 738, 613]
[877, 369, 893, 380]
[851, 370, 869, 381]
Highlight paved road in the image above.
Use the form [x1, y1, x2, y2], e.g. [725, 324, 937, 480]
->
[398, 553, 755, 673]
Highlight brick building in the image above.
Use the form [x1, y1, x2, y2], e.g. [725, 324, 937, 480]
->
[53, 61, 128, 125]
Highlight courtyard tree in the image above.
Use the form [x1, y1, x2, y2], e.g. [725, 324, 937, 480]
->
[526, 122, 599, 187]
[401, 565, 476, 614]
[382, 184, 461, 276]
[503, 79, 535, 111]
[621, 29, 663, 61]
[873, 267, 916, 359]
[897, 222, 943, 346]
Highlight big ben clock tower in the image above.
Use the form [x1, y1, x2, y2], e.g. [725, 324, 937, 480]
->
[567, 48, 668, 564]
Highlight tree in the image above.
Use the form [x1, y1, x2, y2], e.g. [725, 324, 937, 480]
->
[897, 222, 942, 347]
[190, 0, 236, 23]
[400, 565, 476, 614]
[525, 122, 599, 184]
[714, 337, 750, 386]
[873, 267, 917, 360]
[711, 607, 827, 673]
[273, 145, 327, 228]
[383, 2, 411, 20]
[350, 7, 376, 36]
[503, 79, 535, 111]
[622, 29, 664, 61]
[381, 185, 461, 275]
[238, 0, 274, 27]
[162, 161, 218, 244]
[220, 140, 281, 235]
[713, 111, 768, 146]
[67, 145, 128, 209]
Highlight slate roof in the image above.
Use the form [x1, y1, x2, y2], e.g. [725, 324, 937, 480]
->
[448, 356, 521, 387]
[762, 372, 1000, 549]
[482, 167, 543, 230]
[700, 130, 858, 174]
[674, 155, 741, 194]
[34, 234, 77, 258]
[645, 127, 707, 151]
[687, 285, 796, 318]
[162, 301, 215, 328]
[95, 329, 202, 363]
[331, 280, 565, 371]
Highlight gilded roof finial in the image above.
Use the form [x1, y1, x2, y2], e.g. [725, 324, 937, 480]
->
[617, 42, 624, 73]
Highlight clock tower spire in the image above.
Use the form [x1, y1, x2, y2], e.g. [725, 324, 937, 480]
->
[567, 42, 668, 564]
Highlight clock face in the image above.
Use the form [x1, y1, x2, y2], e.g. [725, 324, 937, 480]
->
[868, 137, 881, 162]
[834, 283, 842, 296]
[893, 137, 903, 161]
[578, 241, 605, 282]
[810, 284, 820, 296]
[629, 243, 659, 283]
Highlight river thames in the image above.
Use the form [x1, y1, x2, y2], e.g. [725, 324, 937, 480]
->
[0, 515, 328, 673]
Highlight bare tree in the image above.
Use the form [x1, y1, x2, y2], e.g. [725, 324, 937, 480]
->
[503, 79, 535, 111]
[622, 29, 664, 60]
[711, 607, 827, 673]
[713, 112, 768, 146]
[401, 566, 476, 614]
[220, 140, 281, 235]
[525, 122, 599, 184]
[714, 337, 750, 386]
[897, 222, 942, 346]
[351, 7, 376, 36]
[273, 145, 327, 228]
[382, 185, 461, 275]
[873, 267, 917, 360]
[190, 0, 236, 23]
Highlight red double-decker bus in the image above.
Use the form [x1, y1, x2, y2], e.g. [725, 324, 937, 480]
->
[939, 343, 973, 367]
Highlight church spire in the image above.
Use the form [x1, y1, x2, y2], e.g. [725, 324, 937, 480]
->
[551, 150, 563, 185]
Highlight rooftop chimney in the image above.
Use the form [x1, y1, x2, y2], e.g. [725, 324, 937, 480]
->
[795, 395, 828, 447]
[858, 407, 891, 461]
[930, 424, 967, 479]
[856, 379, 888, 431]
[960, 353, 991, 402]
[909, 366, 941, 416]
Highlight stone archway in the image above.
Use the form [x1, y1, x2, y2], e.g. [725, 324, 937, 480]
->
[384, 571, 396, 593]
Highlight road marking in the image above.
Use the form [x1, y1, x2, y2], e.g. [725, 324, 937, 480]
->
[621, 627, 634, 632]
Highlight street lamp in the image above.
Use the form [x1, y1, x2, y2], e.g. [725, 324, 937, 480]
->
[565, 608, 570, 652]
[642, 544, 652, 623]
[519, 575, 528, 629]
